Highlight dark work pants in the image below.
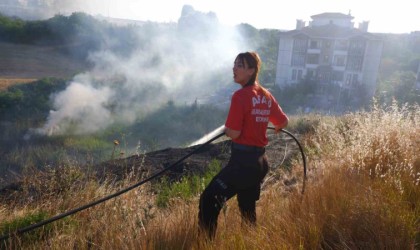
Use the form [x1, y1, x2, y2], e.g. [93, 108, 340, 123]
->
[198, 147, 269, 238]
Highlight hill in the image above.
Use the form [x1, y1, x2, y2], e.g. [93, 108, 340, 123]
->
[0, 105, 418, 248]
[0, 41, 87, 89]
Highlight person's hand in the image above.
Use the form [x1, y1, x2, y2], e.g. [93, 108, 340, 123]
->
[274, 125, 285, 134]
[274, 118, 288, 134]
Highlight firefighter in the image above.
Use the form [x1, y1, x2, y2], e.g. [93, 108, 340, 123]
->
[198, 51, 289, 238]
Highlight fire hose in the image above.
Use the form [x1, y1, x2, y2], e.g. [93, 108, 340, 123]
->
[0, 127, 306, 241]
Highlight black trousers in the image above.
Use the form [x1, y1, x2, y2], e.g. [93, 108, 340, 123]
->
[198, 146, 269, 238]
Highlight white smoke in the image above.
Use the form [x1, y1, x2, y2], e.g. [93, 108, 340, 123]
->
[40, 79, 114, 135]
[34, 5, 250, 135]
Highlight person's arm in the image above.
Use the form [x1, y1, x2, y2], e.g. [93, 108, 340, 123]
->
[225, 127, 241, 139]
[225, 92, 243, 140]
[274, 116, 289, 133]
[269, 95, 289, 133]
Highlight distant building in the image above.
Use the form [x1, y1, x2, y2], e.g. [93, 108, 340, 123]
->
[275, 12, 383, 99]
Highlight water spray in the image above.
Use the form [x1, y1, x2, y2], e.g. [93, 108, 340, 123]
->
[189, 125, 225, 146]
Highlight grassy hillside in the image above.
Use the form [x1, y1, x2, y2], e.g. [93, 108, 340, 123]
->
[0, 103, 418, 249]
[0, 42, 87, 86]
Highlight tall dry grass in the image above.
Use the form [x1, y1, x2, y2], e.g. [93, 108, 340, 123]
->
[1, 102, 419, 249]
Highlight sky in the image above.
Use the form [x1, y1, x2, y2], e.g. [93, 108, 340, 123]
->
[70, 0, 418, 34]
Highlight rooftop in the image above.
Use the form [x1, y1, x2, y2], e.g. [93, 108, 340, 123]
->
[283, 24, 381, 39]
[311, 12, 354, 20]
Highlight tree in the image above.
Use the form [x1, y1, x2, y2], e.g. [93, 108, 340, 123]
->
[376, 71, 419, 106]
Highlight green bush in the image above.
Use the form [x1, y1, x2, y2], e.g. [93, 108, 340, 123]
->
[0, 78, 67, 120]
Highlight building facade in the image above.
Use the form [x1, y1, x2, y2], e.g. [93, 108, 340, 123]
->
[275, 13, 383, 99]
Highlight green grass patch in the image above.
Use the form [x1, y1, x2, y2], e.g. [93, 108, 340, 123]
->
[0, 211, 52, 242]
[156, 159, 222, 208]
[63, 136, 111, 151]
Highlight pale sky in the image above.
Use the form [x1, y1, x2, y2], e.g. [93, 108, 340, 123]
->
[77, 0, 419, 34]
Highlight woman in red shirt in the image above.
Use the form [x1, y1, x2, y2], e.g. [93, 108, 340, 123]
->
[198, 51, 289, 238]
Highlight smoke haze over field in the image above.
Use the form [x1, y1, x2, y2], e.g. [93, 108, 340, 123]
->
[35, 5, 249, 135]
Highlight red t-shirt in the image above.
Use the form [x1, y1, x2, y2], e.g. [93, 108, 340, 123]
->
[225, 84, 288, 147]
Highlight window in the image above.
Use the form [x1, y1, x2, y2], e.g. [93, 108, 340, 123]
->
[352, 74, 359, 84]
[318, 72, 331, 83]
[323, 55, 330, 64]
[307, 69, 315, 79]
[307, 54, 319, 64]
[292, 69, 297, 80]
[334, 40, 348, 50]
[346, 55, 363, 71]
[291, 53, 306, 66]
[333, 71, 344, 81]
[345, 74, 351, 84]
[345, 73, 360, 85]
[323, 40, 332, 49]
[333, 55, 346, 66]
[349, 40, 366, 55]
[291, 69, 303, 81]
[297, 70, 303, 80]
[310, 40, 319, 49]
[293, 39, 308, 52]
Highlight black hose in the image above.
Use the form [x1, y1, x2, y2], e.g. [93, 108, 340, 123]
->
[272, 127, 307, 195]
[0, 133, 224, 241]
[0, 128, 306, 241]
[269, 127, 307, 179]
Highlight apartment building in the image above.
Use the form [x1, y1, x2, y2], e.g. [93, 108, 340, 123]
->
[275, 12, 383, 98]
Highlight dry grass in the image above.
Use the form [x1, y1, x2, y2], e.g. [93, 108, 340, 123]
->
[1, 102, 419, 249]
[0, 42, 86, 81]
[0, 78, 37, 91]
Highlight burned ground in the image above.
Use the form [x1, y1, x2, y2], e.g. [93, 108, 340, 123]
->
[95, 133, 301, 183]
[0, 133, 304, 204]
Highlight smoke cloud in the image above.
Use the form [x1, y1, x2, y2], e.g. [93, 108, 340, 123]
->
[33, 5, 250, 135]
[43, 80, 113, 135]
